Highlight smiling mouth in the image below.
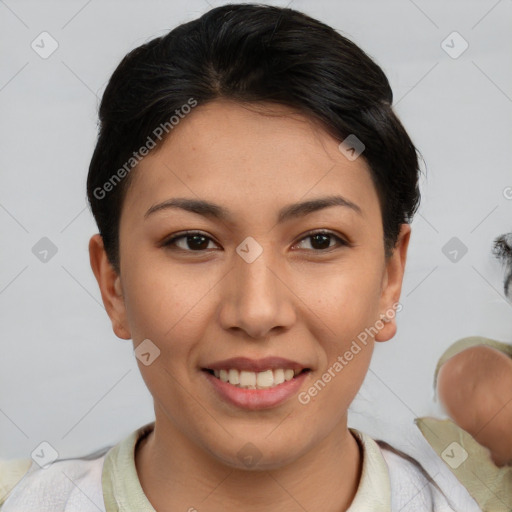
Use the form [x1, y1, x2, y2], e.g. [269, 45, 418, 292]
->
[202, 368, 311, 389]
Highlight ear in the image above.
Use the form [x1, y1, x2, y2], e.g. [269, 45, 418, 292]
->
[89, 234, 131, 340]
[374, 223, 411, 342]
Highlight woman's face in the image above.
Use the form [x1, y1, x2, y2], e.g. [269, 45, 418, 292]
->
[91, 99, 410, 469]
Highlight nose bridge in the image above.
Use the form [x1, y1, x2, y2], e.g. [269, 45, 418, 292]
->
[235, 240, 281, 303]
[224, 238, 294, 337]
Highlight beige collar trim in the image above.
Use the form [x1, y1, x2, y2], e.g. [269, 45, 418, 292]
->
[101, 422, 391, 512]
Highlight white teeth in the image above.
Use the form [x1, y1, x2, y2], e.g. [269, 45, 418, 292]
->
[256, 369, 274, 388]
[273, 368, 285, 385]
[210, 368, 304, 389]
[228, 368, 239, 385]
[239, 370, 256, 387]
[284, 369, 294, 381]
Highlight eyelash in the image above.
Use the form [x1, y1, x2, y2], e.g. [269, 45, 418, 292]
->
[161, 230, 349, 253]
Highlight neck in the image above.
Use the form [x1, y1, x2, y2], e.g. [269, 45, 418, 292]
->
[135, 415, 362, 512]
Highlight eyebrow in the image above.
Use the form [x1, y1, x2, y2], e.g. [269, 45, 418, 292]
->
[144, 195, 363, 223]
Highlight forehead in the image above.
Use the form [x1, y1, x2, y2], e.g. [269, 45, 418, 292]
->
[123, 99, 380, 226]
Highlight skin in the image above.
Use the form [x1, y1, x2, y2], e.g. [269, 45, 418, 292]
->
[89, 99, 411, 512]
[437, 345, 512, 467]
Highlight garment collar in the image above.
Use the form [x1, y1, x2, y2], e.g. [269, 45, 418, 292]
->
[101, 422, 391, 511]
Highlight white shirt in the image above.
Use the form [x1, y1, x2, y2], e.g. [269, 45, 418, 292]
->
[0, 422, 481, 511]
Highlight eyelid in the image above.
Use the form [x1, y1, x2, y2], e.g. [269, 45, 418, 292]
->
[160, 230, 219, 250]
[161, 229, 350, 252]
[293, 229, 350, 250]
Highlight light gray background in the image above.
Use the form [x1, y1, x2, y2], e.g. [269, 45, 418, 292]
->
[1, 0, 511, 506]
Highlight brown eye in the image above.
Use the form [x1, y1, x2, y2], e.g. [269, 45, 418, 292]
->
[294, 231, 348, 251]
[162, 232, 218, 252]
[161, 230, 348, 253]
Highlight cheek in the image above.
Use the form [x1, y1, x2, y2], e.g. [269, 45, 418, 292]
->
[300, 260, 382, 328]
[121, 262, 219, 404]
[122, 257, 213, 342]
[123, 265, 210, 407]
[300, 262, 381, 387]
[299, 336, 373, 428]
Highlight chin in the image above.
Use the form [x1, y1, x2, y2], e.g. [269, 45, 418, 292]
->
[205, 433, 309, 471]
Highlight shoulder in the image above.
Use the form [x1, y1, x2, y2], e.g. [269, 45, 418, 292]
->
[0, 458, 33, 505]
[350, 428, 456, 511]
[377, 441, 481, 512]
[379, 446, 443, 510]
[0, 454, 106, 511]
[1, 422, 154, 512]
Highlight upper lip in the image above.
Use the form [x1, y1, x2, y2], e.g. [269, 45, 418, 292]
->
[203, 357, 310, 373]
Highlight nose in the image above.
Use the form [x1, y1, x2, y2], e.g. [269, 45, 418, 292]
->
[218, 245, 296, 340]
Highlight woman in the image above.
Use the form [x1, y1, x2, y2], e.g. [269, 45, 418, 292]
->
[0, 4, 481, 510]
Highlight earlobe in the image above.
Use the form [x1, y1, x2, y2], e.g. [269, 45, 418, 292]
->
[374, 317, 397, 342]
[89, 234, 131, 340]
[374, 224, 411, 342]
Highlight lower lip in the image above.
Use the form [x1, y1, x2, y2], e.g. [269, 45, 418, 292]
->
[202, 370, 310, 410]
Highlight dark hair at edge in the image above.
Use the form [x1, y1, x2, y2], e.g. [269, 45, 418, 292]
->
[493, 232, 512, 299]
[87, 2, 423, 275]
[86, 3, 452, 506]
